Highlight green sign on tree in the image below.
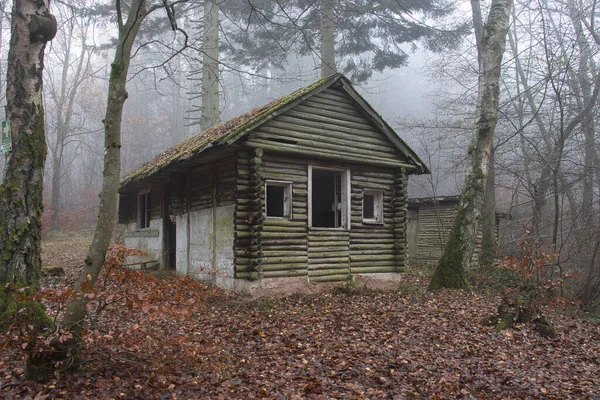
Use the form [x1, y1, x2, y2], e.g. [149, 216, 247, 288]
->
[0, 120, 11, 153]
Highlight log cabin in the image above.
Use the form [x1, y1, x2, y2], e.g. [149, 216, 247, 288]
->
[118, 74, 429, 291]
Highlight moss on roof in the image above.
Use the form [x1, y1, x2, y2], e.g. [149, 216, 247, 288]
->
[120, 75, 334, 189]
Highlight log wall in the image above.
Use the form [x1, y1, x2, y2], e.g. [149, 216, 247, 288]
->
[247, 87, 410, 168]
[349, 169, 399, 275]
[233, 150, 409, 282]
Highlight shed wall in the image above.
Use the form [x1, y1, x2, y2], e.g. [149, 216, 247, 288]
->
[234, 150, 407, 282]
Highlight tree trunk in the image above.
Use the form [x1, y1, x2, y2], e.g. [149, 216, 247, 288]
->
[472, 0, 497, 268]
[320, 0, 336, 77]
[200, 0, 220, 131]
[481, 149, 497, 267]
[0, 0, 55, 288]
[61, 0, 147, 340]
[429, 0, 513, 290]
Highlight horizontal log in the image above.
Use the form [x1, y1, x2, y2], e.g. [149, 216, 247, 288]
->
[249, 137, 396, 166]
[309, 268, 350, 277]
[262, 225, 306, 233]
[261, 244, 307, 251]
[307, 93, 357, 112]
[308, 263, 350, 271]
[314, 88, 356, 105]
[309, 257, 349, 264]
[261, 239, 307, 246]
[261, 232, 306, 239]
[350, 249, 394, 256]
[245, 142, 414, 169]
[255, 126, 396, 155]
[351, 254, 395, 262]
[263, 218, 306, 227]
[262, 250, 307, 257]
[263, 256, 308, 264]
[294, 103, 369, 125]
[261, 270, 308, 278]
[308, 250, 348, 258]
[274, 111, 380, 140]
[350, 260, 396, 267]
[264, 172, 308, 182]
[350, 244, 395, 250]
[261, 263, 307, 272]
[350, 266, 397, 274]
[308, 229, 350, 237]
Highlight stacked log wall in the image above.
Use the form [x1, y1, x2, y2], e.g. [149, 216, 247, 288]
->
[260, 154, 309, 278]
[349, 168, 402, 275]
[247, 87, 411, 168]
[234, 149, 265, 280]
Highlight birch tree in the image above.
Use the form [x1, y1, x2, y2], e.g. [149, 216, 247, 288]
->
[0, 1, 56, 288]
[429, 0, 514, 290]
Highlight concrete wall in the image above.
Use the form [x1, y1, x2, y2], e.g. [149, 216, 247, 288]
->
[124, 218, 163, 269]
[175, 204, 235, 287]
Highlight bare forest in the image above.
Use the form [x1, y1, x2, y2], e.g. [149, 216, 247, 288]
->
[1, 0, 600, 398]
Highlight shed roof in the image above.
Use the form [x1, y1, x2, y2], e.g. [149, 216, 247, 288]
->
[120, 74, 428, 190]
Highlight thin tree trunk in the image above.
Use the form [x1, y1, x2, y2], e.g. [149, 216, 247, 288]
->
[61, 0, 147, 340]
[0, 0, 55, 287]
[200, 0, 220, 131]
[472, 0, 497, 267]
[320, 0, 336, 77]
[481, 150, 497, 267]
[429, 0, 514, 290]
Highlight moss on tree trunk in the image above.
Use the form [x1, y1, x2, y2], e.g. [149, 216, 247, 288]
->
[0, 1, 54, 289]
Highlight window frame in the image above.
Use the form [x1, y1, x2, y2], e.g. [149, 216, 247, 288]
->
[265, 180, 293, 219]
[138, 190, 151, 229]
[308, 165, 351, 230]
[362, 189, 384, 224]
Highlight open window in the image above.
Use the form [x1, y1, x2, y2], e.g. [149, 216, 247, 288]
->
[363, 190, 383, 224]
[138, 191, 151, 229]
[266, 181, 292, 219]
[308, 167, 350, 229]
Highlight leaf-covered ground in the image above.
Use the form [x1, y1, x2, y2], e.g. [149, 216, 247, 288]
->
[2, 234, 600, 399]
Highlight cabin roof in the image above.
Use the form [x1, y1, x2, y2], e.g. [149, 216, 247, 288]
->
[120, 74, 429, 190]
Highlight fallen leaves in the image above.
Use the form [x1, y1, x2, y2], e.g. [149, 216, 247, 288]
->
[1, 235, 599, 399]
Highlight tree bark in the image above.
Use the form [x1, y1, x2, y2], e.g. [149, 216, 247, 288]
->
[320, 0, 336, 77]
[200, 0, 220, 131]
[429, 0, 513, 290]
[472, 0, 497, 267]
[61, 0, 147, 339]
[0, 0, 55, 288]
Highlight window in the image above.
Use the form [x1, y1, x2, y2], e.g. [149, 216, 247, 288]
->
[138, 191, 151, 229]
[266, 181, 292, 218]
[363, 190, 383, 224]
[308, 167, 350, 228]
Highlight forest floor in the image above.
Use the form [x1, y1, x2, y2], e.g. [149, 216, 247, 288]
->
[2, 233, 600, 399]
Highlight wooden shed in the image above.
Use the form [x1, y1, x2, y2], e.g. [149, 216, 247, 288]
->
[118, 74, 428, 291]
[407, 196, 507, 266]
[406, 196, 463, 266]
